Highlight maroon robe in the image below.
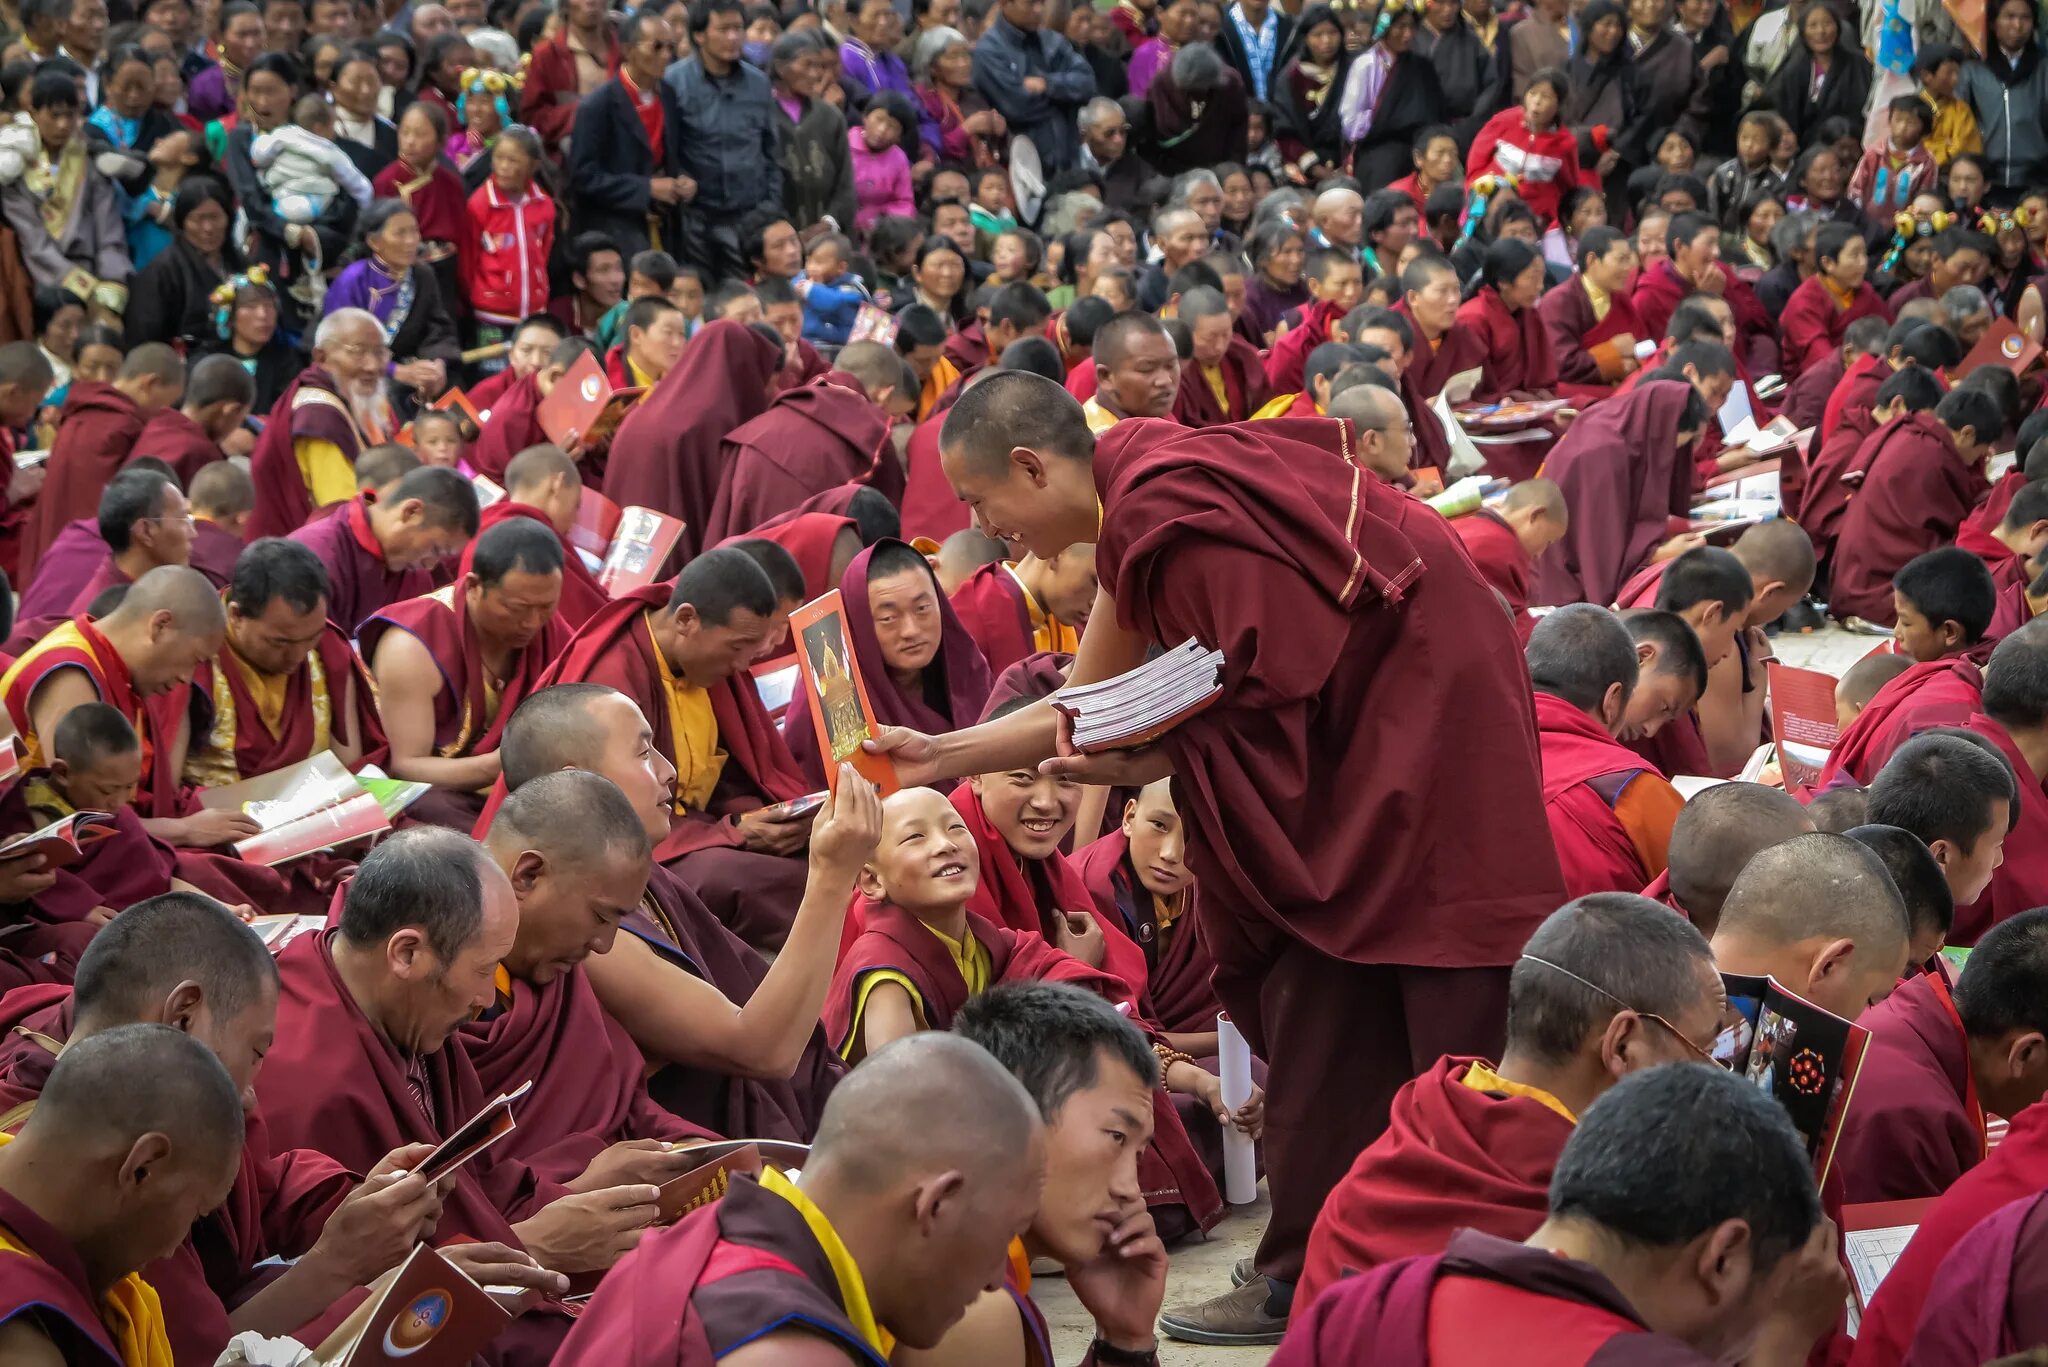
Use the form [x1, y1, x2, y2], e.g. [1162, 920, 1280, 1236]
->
[1817, 654, 1986, 787]
[723, 511, 854, 600]
[1949, 712, 2048, 945]
[0, 1184, 135, 1367]
[1532, 380, 1698, 606]
[1779, 345, 1844, 433]
[1275, 1229, 1716, 1366]
[63, 555, 129, 617]
[15, 519, 107, 623]
[947, 561, 1038, 678]
[1958, 518, 2029, 595]
[187, 625, 388, 783]
[1263, 297, 1340, 396]
[1535, 691, 1661, 898]
[1452, 509, 1536, 639]
[188, 518, 241, 588]
[1896, 1190, 2048, 1367]
[1394, 301, 1491, 413]
[1821, 351, 1888, 442]
[1456, 286, 1559, 401]
[20, 384, 145, 586]
[245, 368, 368, 542]
[1967, 468, 2029, 539]
[1795, 403, 1881, 560]
[701, 372, 900, 547]
[128, 407, 223, 485]
[1830, 413, 1990, 625]
[473, 500, 607, 629]
[1073, 827, 1221, 1037]
[471, 371, 546, 484]
[1538, 274, 1645, 403]
[287, 497, 435, 634]
[1295, 1056, 1574, 1311]
[898, 407, 972, 542]
[1628, 258, 1698, 342]
[1780, 275, 1891, 379]
[1836, 971, 1985, 1205]
[1172, 335, 1271, 427]
[604, 320, 783, 562]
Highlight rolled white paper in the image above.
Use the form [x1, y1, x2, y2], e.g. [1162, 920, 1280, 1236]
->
[1217, 1011, 1257, 1205]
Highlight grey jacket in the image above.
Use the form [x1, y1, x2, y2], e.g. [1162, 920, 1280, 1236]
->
[661, 55, 785, 217]
[971, 14, 1095, 171]
[1959, 43, 2048, 191]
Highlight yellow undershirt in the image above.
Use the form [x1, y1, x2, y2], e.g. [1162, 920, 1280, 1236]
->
[842, 922, 991, 1059]
[1081, 396, 1120, 433]
[1201, 363, 1229, 414]
[759, 1166, 895, 1359]
[227, 644, 290, 735]
[1459, 1060, 1578, 1124]
[294, 438, 357, 508]
[1821, 276, 1857, 311]
[1582, 276, 1612, 324]
[1003, 564, 1080, 655]
[644, 613, 726, 811]
[627, 356, 656, 389]
[1251, 392, 1304, 420]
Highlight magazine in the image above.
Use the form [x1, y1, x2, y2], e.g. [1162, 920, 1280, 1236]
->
[789, 590, 901, 796]
[1717, 973, 1870, 1183]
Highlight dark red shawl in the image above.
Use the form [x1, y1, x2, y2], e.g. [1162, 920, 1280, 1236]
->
[246, 368, 366, 542]
[21, 384, 146, 585]
[1262, 296, 1339, 397]
[1073, 828, 1220, 1037]
[63, 556, 129, 616]
[1455, 287, 1559, 399]
[1535, 691, 1658, 899]
[1835, 971, 1984, 1205]
[1172, 335, 1270, 427]
[1949, 713, 2048, 945]
[1537, 274, 1645, 401]
[360, 583, 569, 760]
[0, 614, 189, 818]
[188, 519, 242, 589]
[16, 518, 107, 622]
[475, 500, 607, 630]
[1795, 403, 1882, 557]
[471, 372, 546, 484]
[286, 497, 435, 635]
[1452, 509, 1535, 633]
[1821, 351, 1888, 441]
[898, 407, 973, 542]
[128, 406, 223, 485]
[1532, 380, 1697, 607]
[702, 372, 900, 547]
[1967, 468, 2029, 539]
[947, 561, 1036, 677]
[722, 511, 854, 600]
[1830, 412, 1989, 625]
[1818, 654, 1986, 787]
[1895, 1190, 2048, 1367]
[0, 1185, 133, 1367]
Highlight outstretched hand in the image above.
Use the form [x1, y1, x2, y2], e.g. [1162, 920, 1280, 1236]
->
[1037, 707, 1174, 787]
[864, 725, 946, 788]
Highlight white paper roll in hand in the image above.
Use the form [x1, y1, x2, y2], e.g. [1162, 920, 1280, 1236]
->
[1217, 1013, 1258, 1205]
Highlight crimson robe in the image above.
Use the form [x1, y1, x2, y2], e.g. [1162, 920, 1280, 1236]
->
[1830, 413, 1990, 625]
[1073, 827, 1221, 1037]
[189, 519, 241, 589]
[604, 320, 783, 563]
[701, 373, 900, 548]
[15, 519, 107, 623]
[474, 500, 606, 629]
[1967, 469, 2029, 540]
[1275, 1229, 1716, 1367]
[245, 368, 368, 542]
[897, 409, 972, 542]
[1795, 404, 1882, 560]
[1958, 518, 2029, 595]
[1779, 345, 1844, 433]
[1064, 356, 1097, 401]
[1816, 654, 1986, 787]
[943, 320, 993, 379]
[0, 1184, 134, 1367]
[1262, 296, 1341, 396]
[722, 511, 854, 600]
[1896, 1190, 2048, 1367]
[1836, 972, 1985, 1206]
[1532, 380, 1698, 606]
[1, 615, 188, 817]
[20, 384, 145, 586]
[1452, 509, 1535, 638]
[1629, 258, 1701, 342]
[62, 555, 128, 617]
[1538, 274, 1645, 403]
[1780, 276, 1892, 379]
[1821, 352, 1888, 442]
[1535, 691, 1661, 897]
[128, 406, 222, 485]
[947, 561, 1038, 678]
[1395, 302, 1492, 409]
[1456, 286, 1559, 400]
[287, 498, 435, 635]
[1172, 335, 1270, 427]
[1295, 1055, 1572, 1311]
[1948, 713, 2048, 945]
[825, 899, 1224, 1234]
[185, 625, 389, 785]
[471, 371, 547, 484]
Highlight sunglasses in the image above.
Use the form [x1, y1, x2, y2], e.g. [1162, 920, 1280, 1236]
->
[1519, 954, 1732, 1070]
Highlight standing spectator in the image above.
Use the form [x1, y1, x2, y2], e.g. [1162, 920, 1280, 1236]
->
[1139, 42, 1247, 177]
[1958, 0, 2048, 199]
[1340, 4, 1445, 188]
[1763, 1, 1873, 147]
[1214, 0, 1292, 105]
[56, 0, 108, 105]
[371, 101, 467, 309]
[463, 125, 554, 331]
[841, 0, 918, 108]
[0, 71, 131, 317]
[665, 0, 785, 281]
[329, 49, 398, 178]
[570, 10, 683, 260]
[1622, 0, 1709, 164]
[222, 54, 352, 323]
[1273, 4, 1352, 182]
[772, 30, 857, 236]
[1413, 0, 1502, 144]
[1510, 0, 1570, 99]
[971, 0, 1094, 173]
[849, 92, 917, 232]
[520, 0, 619, 159]
[914, 26, 1005, 169]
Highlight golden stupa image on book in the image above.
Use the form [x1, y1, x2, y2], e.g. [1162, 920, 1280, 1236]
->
[789, 589, 901, 797]
[808, 627, 868, 763]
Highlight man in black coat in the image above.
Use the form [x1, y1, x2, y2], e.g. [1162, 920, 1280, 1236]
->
[1211, 0, 1294, 107]
[569, 9, 687, 259]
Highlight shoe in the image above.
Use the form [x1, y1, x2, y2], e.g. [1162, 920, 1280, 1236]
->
[1230, 1256, 1256, 1288]
[1840, 615, 1898, 637]
[1157, 1278, 1288, 1346]
[1774, 598, 1826, 634]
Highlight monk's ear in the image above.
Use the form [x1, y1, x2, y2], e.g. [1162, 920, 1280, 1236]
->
[2005, 1031, 2048, 1089]
[1636, 641, 1658, 672]
[510, 849, 546, 896]
[1808, 937, 1859, 994]
[118, 1131, 175, 1193]
[1597, 681, 1627, 735]
[1120, 798, 1139, 835]
[160, 980, 207, 1033]
[1693, 1218, 1757, 1306]
[386, 926, 430, 977]
[911, 1169, 967, 1234]
[1008, 446, 1049, 489]
[855, 861, 886, 901]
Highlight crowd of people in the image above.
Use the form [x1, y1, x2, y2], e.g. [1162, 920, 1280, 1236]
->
[6, 0, 2048, 1359]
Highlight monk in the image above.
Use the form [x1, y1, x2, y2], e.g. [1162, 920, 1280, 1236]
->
[1455, 237, 1560, 409]
[1616, 549, 1753, 780]
[1709, 832, 1912, 1019]
[186, 462, 252, 588]
[287, 463, 480, 634]
[471, 336, 599, 484]
[703, 341, 915, 546]
[606, 296, 688, 391]
[1296, 894, 1726, 1311]
[1778, 314, 1887, 439]
[1173, 286, 1270, 427]
[1634, 212, 1782, 375]
[947, 543, 1095, 676]
[1838, 653, 1916, 729]
[884, 372, 1567, 1342]
[49, 468, 193, 634]
[1261, 248, 1364, 397]
[1652, 781, 1815, 932]
[127, 354, 251, 486]
[736, 482, 898, 600]
[1831, 388, 2002, 628]
[1527, 605, 1686, 897]
[1799, 365, 1945, 569]
[0, 342, 53, 582]
[1866, 732, 2018, 943]
[945, 282, 1055, 385]
[1819, 317, 1942, 444]
[1539, 226, 1647, 405]
[1252, 340, 1363, 422]
[1961, 480, 2048, 600]
[1322, 381, 1425, 490]
[1779, 223, 1893, 379]
[494, 684, 846, 1142]
[605, 319, 785, 562]
[1390, 254, 1488, 466]
[1452, 480, 1567, 640]
[363, 517, 568, 830]
[553, 1032, 1047, 1367]
[1274, 1065, 1841, 1367]
[1532, 379, 1707, 608]
[1894, 1189, 2048, 1366]
[1820, 548, 1998, 785]
[0, 1024, 242, 1367]
[20, 345, 184, 586]
[1962, 411, 2048, 541]
[1844, 822, 1955, 967]
[1081, 312, 1182, 432]
[933, 528, 1007, 595]
[477, 443, 605, 629]
[534, 548, 814, 948]
[245, 308, 391, 542]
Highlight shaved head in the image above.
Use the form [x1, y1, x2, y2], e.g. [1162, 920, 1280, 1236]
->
[487, 768, 652, 866]
[1715, 832, 1910, 951]
[30, 1022, 243, 1159]
[500, 682, 628, 790]
[1837, 652, 1914, 716]
[835, 339, 909, 398]
[807, 1031, 1041, 1185]
[1667, 783, 1816, 931]
[1732, 520, 1818, 600]
[941, 369, 1096, 477]
[936, 528, 1007, 589]
[1092, 311, 1173, 371]
[72, 892, 276, 1032]
[1504, 478, 1567, 521]
[106, 564, 227, 633]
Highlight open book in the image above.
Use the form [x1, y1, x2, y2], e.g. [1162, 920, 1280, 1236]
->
[1050, 639, 1226, 753]
[200, 753, 424, 866]
[308, 1242, 515, 1366]
[414, 1079, 533, 1184]
[0, 810, 115, 868]
[655, 1139, 811, 1224]
[789, 590, 901, 796]
[1766, 662, 1842, 792]
[1841, 1198, 1934, 1312]
[536, 350, 644, 450]
[1717, 972, 1870, 1184]
[565, 492, 687, 596]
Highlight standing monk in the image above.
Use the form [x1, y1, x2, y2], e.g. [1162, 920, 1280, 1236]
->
[286, 464, 480, 634]
[872, 376, 1566, 1343]
[127, 354, 253, 486]
[244, 309, 391, 542]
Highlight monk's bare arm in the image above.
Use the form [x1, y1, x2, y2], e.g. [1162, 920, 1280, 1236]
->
[368, 628, 501, 790]
[860, 980, 919, 1061]
[893, 1287, 1028, 1367]
[0, 1317, 64, 1367]
[331, 669, 365, 768]
[26, 670, 98, 770]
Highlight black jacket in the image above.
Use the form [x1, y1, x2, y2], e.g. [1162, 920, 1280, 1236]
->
[1212, 4, 1297, 104]
[773, 93, 857, 233]
[569, 76, 672, 257]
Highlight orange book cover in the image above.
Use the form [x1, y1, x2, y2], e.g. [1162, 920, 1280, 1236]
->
[535, 351, 643, 449]
[0, 810, 114, 869]
[311, 1243, 514, 1366]
[431, 386, 485, 443]
[1767, 661, 1841, 792]
[789, 590, 900, 797]
[1959, 316, 2043, 377]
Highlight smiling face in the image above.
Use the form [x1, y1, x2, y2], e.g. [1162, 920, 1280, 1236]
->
[972, 766, 1079, 861]
[859, 785, 980, 912]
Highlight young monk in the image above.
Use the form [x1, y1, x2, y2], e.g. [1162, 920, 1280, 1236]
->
[1960, 478, 2048, 597]
[1646, 781, 1815, 932]
[1832, 387, 2004, 628]
[606, 296, 688, 391]
[1538, 225, 1646, 405]
[285, 462, 479, 633]
[186, 462, 252, 588]
[1252, 340, 1365, 420]
[1843, 822, 1954, 968]
[1296, 894, 1726, 1312]
[1260, 247, 1365, 397]
[1173, 285, 1270, 426]
[947, 541, 1096, 676]
[1835, 651, 1916, 729]
[1081, 311, 1182, 431]
[1452, 480, 1567, 640]
[128, 353, 252, 486]
[471, 335, 598, 482]
[1799, 362, 1945, 569]
[475, 443, 603, 629]
[1708, 832, 1913, 1020]
[1865, 732, 2017, 945]
[1526, 605, 1686, 898]
[1837, 905, 2048, 1207]
[933, 528, 1007, 595]
[1622, 549, 1753, 779]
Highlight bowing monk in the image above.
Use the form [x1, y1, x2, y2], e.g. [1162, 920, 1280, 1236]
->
[1653, 782, 1814, 932]
[1709, 832, 1912, 1019]
[1837, 903, 2048, 1206]
[495, 684, 846, 1141]
[1844, 823, 1954, 969]
[1964, 411, 2048, 542]
[535, 548, 814, 949]
[186, 463, 251, 589]
[1831, 387, 2002, 628]
[1275, 1065, 1841, 1367]
[20, 344, 183, 587]
[1962, 481, 2048, 599]
[704, 341, 915, 546]
[1453, 480, 1567, 640]
[885, 373, 1565, 1342]
[1252, 341, 1364, 422]
[467, 772, 722, 1181]
[723, 538, 807, 665]
[1539, 226, 1647, 404]
[0, 1025, 242, 1367]
[478, 443, 605, 630]
[946, 543, 1096, 677]
[554, 1032, 1047, 1367]
[1800, 365, 1945, 570]
[1930, 622, 2048, 944]
[1837, 652, 1915, 728]
[1611, 611, 1708, 784]
[364, 516, 568, 829]
[1622, 549, 1753, 780]
[1173, 286, 1270, 427]
[0, 342, 53, 582]
[287, 463, 480, 635]
[1297, 894, 1726, 1312]
[1527, 606, 1686, 898]
[934, 529, 1007, 594]
[1081, 312, 1182, 432]
[1866, 732, 2016, 941]
[244, 309, 390, 542]
[470, 336, 598, 484]
[127, 354, 251, 486]
[1778, 313, 1886, 440]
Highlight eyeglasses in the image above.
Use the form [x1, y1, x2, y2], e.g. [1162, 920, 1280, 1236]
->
[144, 513, 196, 529]
[1518, 954, 1731, 1069]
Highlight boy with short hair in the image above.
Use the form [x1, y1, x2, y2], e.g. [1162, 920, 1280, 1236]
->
[592, 248, 678, 353]
[1914, 43, 1982, 167]
[1452, 479, 1568, 639]
[1705, 111, 1790, 233]
[1850, 95, 1941, 222]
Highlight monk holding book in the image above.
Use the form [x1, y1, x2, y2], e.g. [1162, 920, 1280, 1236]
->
[286, 463, 480, 635]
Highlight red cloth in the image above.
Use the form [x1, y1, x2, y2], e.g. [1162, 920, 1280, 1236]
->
[1534, 691, 1660, 898]
[1830, 413, 1990, 625]
[475, 500, 607, 629]
[187, 624, 387, 796]
[1453, 510, 1536, 639]
[1456, 286, 1560, 400]
[1836, 972, 1985, 1205]
[1628, 259, 1701, 343]
[1464, 109, 1590, 225]
[1538, 274, 1645, 398]
[1817, 654, 1986, 787]
[0, 1184, 136, 1367]
[1394, 301, 1491, 477]
[1948, 713, 2048, 945]
[1172, 335, 1270, 427]
[947, 561, 1036, 677]
[20, 384, 145, 586]
[701, 372, 899, 547]
[1779, 345, 1844, 435]
[371, 158, 468, 264]
[1613, 556, 1667, 609]
[898, 407, 972, 542]
[246, 368, 368, 542]
[605, 320, 783, 562]
[1072, 827, 1221, 1036]
[1967, 468, 2028, 539]
[1958, 518, 2029, 594]
[519, 30, 619, 150]
[463, 181, 556, 323]
[1262, 296, 1341, 397]
[471, 372, 545, 483]
[189, 519, 240, 588]
[1780, 276, 1892, 380]
[359, 581, 568, 760]
[1296, 1055, 1574, 1311]
[1821, 352, 1888, 442]
[286, 497, 434, 634]
[724, 510, 853, 600]
[1896, 1189, 2048, 1367]
[1532, 380, 1698, 607]
[16, 518, 107, 622]
[63, 555, 129, 616]
[1795, 404, 1882, 560]
[128, 406, 222, 485]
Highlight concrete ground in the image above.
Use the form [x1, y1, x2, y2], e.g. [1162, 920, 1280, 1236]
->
[1032, 624, 1884, 1364]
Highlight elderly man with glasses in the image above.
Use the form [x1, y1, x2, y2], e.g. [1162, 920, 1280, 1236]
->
[1077, 94, 1164, 214]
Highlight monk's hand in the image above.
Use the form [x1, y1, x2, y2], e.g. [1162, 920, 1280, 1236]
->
[514, 1185, 663, 1274]
[863, 725, 945, 788]
[85, 905, 117, 926]
[308, 1166, 445, 1285]
[1064, 1200, 1166, 1355]
[1754, 1216, 1848, 1362]
[174, 807, 265, 849]
[437, 1242, 568, 1304]
[735, 806, 811, 857]
[1651, 531, 1707, 564]
[1231, 1083, 1266, 1141]
[809, 765, 882, 886]
[1039, 710, 1174, 788]
[568, 1138, 707, 1193]
[0, 852, 55, 904]
[1054, 910, 1107, 968]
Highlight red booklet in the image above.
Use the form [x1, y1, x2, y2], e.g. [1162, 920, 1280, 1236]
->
[309, 1242, 514, 1365]
[564, 490, 687, 595]
[789, 590, 900, 796]
[1766, 661, 1842, 793]
[1959, 316, 2043, 377]
[535, 351, 644, 449]
[0, 810, 115, 868]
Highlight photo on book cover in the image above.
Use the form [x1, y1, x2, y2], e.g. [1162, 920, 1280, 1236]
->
[801, 611, 872, 768]
[1718, 975, 1860, 1166]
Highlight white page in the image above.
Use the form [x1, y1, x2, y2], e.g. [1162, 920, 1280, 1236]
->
[1845, 1223, 1918, 1307]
